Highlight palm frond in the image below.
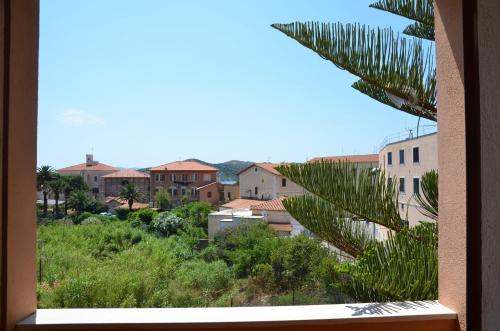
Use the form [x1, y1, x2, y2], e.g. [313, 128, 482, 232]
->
[414, 170, 438, 220]
[277, 162, 404, 231]
[271, 23, 436, 115]
[282, 194, 375, 258]
[369, 0, 434, 26]
[352, 79, 436, 120]
[403, 22, 435, 40]
[340, 222, 438, 301]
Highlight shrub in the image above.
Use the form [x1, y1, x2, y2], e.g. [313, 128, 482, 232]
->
[75, 212, 93, 225]
[81, 217, 101, 225]
[114, 208, 130, 220]
[173, 202, 213, 231]
[151, 212, 185, 237]
[128, 208, 157, 225]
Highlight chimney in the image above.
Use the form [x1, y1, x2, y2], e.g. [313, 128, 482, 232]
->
[86, 154, 97, 166]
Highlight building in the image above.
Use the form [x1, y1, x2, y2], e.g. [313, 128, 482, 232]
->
[238, 163, 305, 200]
[102, 169, 150, 202]
[149, 160, 219, 205]
[379, 132, 438, 226]
[308, 154, 379, 168]
[208, 197, 309, 239]
[58, 154, 118, 199]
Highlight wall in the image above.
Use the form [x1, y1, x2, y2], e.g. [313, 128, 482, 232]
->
[59, 169, 117, 199]
[150, 170, 217, 203]
[379, 133, 438, 226]
[435, 0, 466, 329]
[104, 177, 150, 201]
[198, 183, 219, 205]
[239, 166, 304, 200]
[222, 184, 239, 201]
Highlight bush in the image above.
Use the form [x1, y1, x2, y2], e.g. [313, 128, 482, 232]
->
[151, 212, 185, 237]
[114, 208, 130, 220]
[172, 202, 213, 231]
[128, 208, 157, 225]
[81, 217, 102, 225]
[75, 212, 93, 225]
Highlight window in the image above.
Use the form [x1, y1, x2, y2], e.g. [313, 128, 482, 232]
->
[192, 173, 197, 181]
[413, 147, 420, 163]
[203, 173, 211, 182]
[399, 149, 405, 164]
[181, 188, 186, 196]
[388, 177, 393, 187]
[170, 173, 176, 181]
[173, 189, 178, 196]
[254, 167, 258, 172]
[413, 177, 420, 195]
[207, 191, 212, 198]
[121, 180, 129, 186]
[156, 174, 165, 182]
[182, 174, 188, 181]
[254, 186, 258, 195]
[227, 191, 231, 199]
[94, 175, 98, 182]
[282, 178, 287, 187]
[92, 187, 99, 194]
[191, 187, 196, 196]
[399, 177, 405, 193]
[387, 152, 392, 165]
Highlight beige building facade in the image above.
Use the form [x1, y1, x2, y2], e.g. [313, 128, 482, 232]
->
[58, 154, 118, 199]
[379, 132, 438, 226]
[238, 163, 305, 200]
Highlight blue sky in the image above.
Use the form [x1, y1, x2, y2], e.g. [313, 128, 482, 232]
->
[38, 0, 435, 168]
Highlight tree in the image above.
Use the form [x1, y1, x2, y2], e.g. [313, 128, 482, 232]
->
[48, 176, 66, 217]
[62, 175, 87, 215]
[118, 183, 143, 211]
[155, 188, 171, 211]
[272, 0, 439, 301]
[67, 190, 91, 215]
[37, 165, 57, 216]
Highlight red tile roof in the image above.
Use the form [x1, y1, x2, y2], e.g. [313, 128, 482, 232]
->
[58, 163, 118, 172]
[221, 199, 262, 210]
[105, 196, 150, 210]
[251, 197, 287, 212]
[101, 169, 149, 178]
[308, 154, 379, 164]
[150, 161, 218, 172]
[237, 163, 284, 176]
[269, 223, 292, 232]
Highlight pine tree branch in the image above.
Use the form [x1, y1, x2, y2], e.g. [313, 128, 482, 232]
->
[403, 22, 435, 40]
[271, 23, 437, 115]
[369, 0, 434, 26]
[414, 170, 438, 220]
[282, 194, 375, 257]
[352, 79, 436, 120]
[277, 162, 405, 232]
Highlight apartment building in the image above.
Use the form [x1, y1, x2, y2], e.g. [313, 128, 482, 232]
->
[102, 169, 150, 202]
[58, 154, 118, 199]
[238, 163, 305, 200]
[149, 160, 219, 205]
[379, 132, 438, 226]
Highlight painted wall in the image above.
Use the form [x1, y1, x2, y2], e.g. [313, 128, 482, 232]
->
[239, 166, 304, 200]
[104, 177, 150, 202]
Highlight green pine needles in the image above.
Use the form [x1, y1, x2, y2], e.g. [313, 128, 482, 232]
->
[272, 0, 438, 301]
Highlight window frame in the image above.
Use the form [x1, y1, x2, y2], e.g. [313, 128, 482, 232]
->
[413, 146, 420, 164]
[399, 149, 405, 165]
[387, 151, 392, 165]
[413, 177, 420, 195]
[399, 177, 405, 194]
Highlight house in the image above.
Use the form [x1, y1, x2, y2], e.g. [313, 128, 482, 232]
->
[58, 154, 118, 199]
[308, 153, 379, 168]
[379, 132, 438, 226]
[149, 160, 219, 205]
[238, 163, 305, 200]
[102, 169, 150, 202]
[208, 197, 308, 239]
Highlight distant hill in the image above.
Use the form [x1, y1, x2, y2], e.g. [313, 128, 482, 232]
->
[185, 159, 253, 182]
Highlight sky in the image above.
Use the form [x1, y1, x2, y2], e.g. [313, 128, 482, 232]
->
[38, 0, 436, 168]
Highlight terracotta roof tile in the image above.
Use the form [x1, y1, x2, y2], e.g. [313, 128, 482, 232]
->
[251, 197, 287, 212]
[308, 154, 379, 164]
[58, 162, 118, 172]
[150, 161, 218, 172]
[221, 199, 262, 210]
[102, 169, 150, 178]
[238, 163, 285, 176]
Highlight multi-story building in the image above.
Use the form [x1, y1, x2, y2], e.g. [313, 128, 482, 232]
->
[379, 132, 438, 226]
[238, 163, 305, 200]
[149, 160, 219, 205]
[102, 169, 150, 202]
[58, 154, 118, 199]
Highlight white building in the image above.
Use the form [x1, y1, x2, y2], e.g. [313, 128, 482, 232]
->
[379, 132, 438, 226]
[237, 163, 305, 200]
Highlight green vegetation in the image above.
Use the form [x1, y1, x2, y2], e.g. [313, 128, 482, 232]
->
[118, 183, 143, 210]
[155, 188, 171, 211]
[37, 212, 347, 308]
[272, 0, 439, 301]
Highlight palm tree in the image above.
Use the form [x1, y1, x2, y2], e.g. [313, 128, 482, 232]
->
[62, 175, 87, 215]
[118, 183, 142, 211]
[67, 190, 90, 215]
[36, 165, 56, 216]
[48, 176, 66, 217]
[272, 0, 439, 301]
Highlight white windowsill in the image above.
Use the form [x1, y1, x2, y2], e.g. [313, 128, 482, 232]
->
[18, 301, 455, 329]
